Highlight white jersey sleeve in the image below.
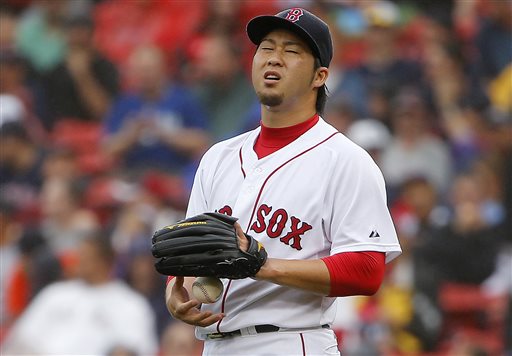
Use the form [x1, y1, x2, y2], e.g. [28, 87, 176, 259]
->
[324, 139, 401, 263]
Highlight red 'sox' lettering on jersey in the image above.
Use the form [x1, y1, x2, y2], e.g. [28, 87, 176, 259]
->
[216, 205, 233, 216]
[280, 216, 312, 251]
[251, 203, 272, 233]
[250, 204, 312, 250]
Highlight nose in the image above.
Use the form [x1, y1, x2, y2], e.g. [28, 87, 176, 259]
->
[267, 52, 283, 66]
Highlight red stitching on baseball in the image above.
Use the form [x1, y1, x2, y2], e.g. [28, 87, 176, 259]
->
[195, 281, 215, 303]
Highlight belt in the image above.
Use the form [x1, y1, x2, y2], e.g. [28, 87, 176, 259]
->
[206, 324, 329, 340]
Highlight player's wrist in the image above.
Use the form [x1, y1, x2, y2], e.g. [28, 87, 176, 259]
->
[254, 258, 276, 280]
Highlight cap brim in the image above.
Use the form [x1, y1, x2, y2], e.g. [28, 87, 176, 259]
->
[247, 16, 320, 60]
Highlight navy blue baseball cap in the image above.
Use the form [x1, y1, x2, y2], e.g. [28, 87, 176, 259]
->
[247, 8, 333, 68]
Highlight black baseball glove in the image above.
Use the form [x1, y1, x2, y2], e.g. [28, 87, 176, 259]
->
[151, 212, 267, 279]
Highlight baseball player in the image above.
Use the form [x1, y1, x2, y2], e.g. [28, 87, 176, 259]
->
[163, 8, 402, 355]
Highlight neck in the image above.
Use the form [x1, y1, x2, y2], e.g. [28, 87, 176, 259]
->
[260, 98, 317, 128]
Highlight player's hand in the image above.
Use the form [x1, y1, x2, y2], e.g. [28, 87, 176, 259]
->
[234, 221, 249, 252]
[167, 276, 224, 327]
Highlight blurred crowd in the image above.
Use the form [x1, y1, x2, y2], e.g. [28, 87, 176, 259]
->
[0, 0, 510, 355]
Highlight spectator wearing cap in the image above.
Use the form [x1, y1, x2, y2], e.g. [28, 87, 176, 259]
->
[345, 118, 391, 165]
[40, 14, 119, 130]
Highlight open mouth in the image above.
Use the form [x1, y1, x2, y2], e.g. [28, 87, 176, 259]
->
[264, 71, 281, 83]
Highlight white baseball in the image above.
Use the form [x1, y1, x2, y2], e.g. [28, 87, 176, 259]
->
[192, 277, 224, 304]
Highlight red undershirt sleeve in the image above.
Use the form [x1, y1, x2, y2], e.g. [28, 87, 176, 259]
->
[321, 251, 386, 297]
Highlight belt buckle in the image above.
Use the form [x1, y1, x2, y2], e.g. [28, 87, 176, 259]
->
[206, 332, 230, 340]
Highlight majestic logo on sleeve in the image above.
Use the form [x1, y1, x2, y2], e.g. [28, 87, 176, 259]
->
[250, 204, 312, 250]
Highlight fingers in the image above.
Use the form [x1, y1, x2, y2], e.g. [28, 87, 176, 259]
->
[175, 299, 201, 315]
[173, 276, 184, 289]
[234, 222, 249, 252]
[169, 276, 225, 327]
[194, 312, 225, 327]
[175, 300, 224, 327]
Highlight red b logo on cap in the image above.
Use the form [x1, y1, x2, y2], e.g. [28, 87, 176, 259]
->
[285, 8, 304, 23]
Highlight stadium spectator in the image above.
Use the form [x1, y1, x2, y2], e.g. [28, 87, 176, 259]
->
[4, 228, 61, 323]
[418, 171, 504, 286]
[345, 118, 391, 165]
[1, 232, 158, 355]
[422, 37, 489, 168]
[15, 0, 68, 74]
[331, 0, 423, 122]
[0, 5, 18, 51]
[121, 239, 168, 338]
[41, 14, 119, 130]
[474, 0, 512, 82]
[41, 147, 81, 182]
[102, 44, 210, 176]
[39, 177, 99, 256]
[380, 90, 453, 199]
[0, 50, 47, 143]
[0, 122, 45, 221]
[188, 33, 257, 141]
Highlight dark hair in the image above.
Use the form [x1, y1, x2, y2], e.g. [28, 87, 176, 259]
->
[314, 57, 328, 115]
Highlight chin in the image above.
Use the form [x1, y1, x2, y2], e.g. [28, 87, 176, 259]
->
[257, 92, 284, 107]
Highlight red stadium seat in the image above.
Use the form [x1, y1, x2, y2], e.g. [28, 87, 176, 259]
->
[438, 283, 507, 355]
[51, 119, 111, 174]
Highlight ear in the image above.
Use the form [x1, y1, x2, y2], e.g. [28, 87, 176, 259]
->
[312, 67, 329, 89]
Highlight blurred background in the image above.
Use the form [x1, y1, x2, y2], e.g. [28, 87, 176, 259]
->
[0, 0, 510, 355]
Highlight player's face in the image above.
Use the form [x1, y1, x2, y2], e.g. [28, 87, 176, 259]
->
[251, 29, 324, 111]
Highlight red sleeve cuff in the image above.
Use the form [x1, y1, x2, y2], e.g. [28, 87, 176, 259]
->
[321, 251, 385, 297]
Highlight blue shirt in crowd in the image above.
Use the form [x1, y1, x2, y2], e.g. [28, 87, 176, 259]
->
[104, 85, 209, 174]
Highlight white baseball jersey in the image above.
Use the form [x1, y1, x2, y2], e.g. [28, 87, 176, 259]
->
[186, 117, 401, 339]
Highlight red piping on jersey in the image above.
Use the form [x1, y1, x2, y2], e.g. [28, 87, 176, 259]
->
[216, 279, 233, 333]
[239, 148, 246, 178]
[245, 132, 340, 233]
[300, 333, 306, 355]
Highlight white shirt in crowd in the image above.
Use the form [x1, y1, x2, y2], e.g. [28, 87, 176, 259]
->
[2, 279, 158, 355]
